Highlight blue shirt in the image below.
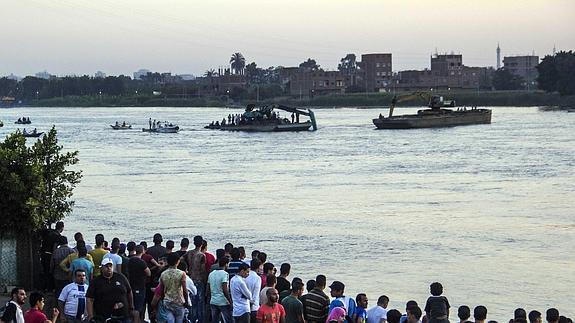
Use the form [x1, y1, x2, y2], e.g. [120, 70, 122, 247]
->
[70, 258, 94, 283]
[329, 296, 356, 323]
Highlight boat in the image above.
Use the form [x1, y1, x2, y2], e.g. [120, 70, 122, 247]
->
[15, 119, 32, 124]
[567, 109, 575, 113]
[373, 92, 491, 129]
[142, 125, 179, 133]
[110, 124, 132, 130]
[22, 131, 44, 138]
[212, 104, 317, 132]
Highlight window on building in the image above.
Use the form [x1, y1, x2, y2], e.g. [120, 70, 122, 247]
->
[336, 80, 343, 87]
[376, 63, 380, 68]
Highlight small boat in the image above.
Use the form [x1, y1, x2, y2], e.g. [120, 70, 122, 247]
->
[0, 120, 3, 127]
[567, 109, 575, 113]
[142, 125, 179, 133]
[213, 104, 317, 132]
[373, 92, 491, 129]
[15, 119, 32, 125]
[110, 124, 132, 130]
[22, 131, 44, 138]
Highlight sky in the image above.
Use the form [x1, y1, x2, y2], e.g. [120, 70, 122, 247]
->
[1, 0, 574, 77]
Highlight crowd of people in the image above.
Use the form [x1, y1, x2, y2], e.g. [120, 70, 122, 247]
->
[1, 221, 571, 323]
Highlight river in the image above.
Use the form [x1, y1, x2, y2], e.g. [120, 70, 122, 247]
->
[1, 106, 573, 318]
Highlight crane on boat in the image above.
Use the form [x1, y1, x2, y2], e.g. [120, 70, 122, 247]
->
[386, 92, 455, 117]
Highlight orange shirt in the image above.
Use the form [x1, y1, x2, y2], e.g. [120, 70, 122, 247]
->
[256, 303, 286, 323]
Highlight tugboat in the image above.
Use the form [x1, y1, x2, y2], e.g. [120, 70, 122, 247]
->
[209, 104, 317, 132]
[373, 92, 491, 129]
[142, 120, 179, 133]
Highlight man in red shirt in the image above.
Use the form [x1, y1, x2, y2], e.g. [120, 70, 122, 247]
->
[24, 292, 59, 323]
[256, 288, 286, 323]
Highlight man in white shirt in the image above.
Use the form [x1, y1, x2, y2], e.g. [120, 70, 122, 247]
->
[230, 263, 252, 323]
[367, 295, 389, 323]
[0, 288, 26, 323]
[102, 242, 122, 273]
[245, 259, 262, 322]
[58, 269, 88, 323]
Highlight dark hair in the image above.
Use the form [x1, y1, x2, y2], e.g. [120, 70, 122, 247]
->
[238, 263, 250, 272]
[140, 241, 147, 249]
[558, 317, 569, 323]
[231, 248, 241, 260]
[515, 309, 527, 320]
[474, 306, 488, 321]
[387, 309, 402, 323]
[78, 245, 87, 257]
[406, 300, 418, 310]
[193, 235, 203, 247]
[224, 242, 234, 253]
[153, 233, 163, 244]
[135, 245, 144, 254]
[58, 235, 68, 245]
[251, 250, 260, 258]
[74, 268, 86, 275]
[250, 258, 262, 270]
[529, 311, 542, 323]
[127, 241, 136, 252]
[180, 238, 190, 248]
[238, 246, 246, 258]
[315, 274, 327, 287]
[355, 293, 367, 303]
[56, 221, 64, 229]
[266, 274, 277, 287]
[166, 240, 175, 249]
[201, 239, 208, 249]
[95, 234, 105, 247]
[409, 305, 422, 320]
[216, 248, 225, 259]
[291, 280, 304, 292]
[430, 282, 443, 296]
[280, 263, 291, 275]
[29, 292, 44, 307]
[73, 232, 83, 242]
[258, 252, 267, 263]
[263, 262, 274, 273]
[10, 287, 23, 298]
[306, 279, 316, 292]
[377, 295, 389, 306]
[111, 242, 120, 252]
[218, 256, 230, 267]
[458, 305, 471, 320]
[167, 253, 180, 266]
[546, 309, 559, 322]
[112, 237, 120, 246]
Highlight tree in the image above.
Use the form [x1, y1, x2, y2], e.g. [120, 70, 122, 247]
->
[492, 68, 524, 90]
[230, 52, 246, 75]
[0, 127, 82, 233]
[204, 69, 217, 77]
[338, 54, 357, 75]
[537, 51, 575, 95]
[245, 62, 261, 84]
[299, 58, 321, 71]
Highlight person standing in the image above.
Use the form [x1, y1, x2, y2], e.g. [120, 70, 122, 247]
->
[40, 221, 64, 292]
[185, 235, 207, 323]
[51, 236, 75, 296]
[24, 292, 59, 323]
[354, 294, 368, 323]
[207, 257, 232, 323]
[366, 295, 389, 323]
[128, 245, 151, 321]
[86, 259, 134, 322]
[280, 281, 304, 323]
[88, 234, 108, 278]
[256, 288, 286, 323]
[231, 264, 252, 323]
[57, 269, 88, 323]
[424, 282, 450, 323]
[159, 253, 189, 323]
[69, 246, 94, 284]
[275, 264, 291, 295]
[0, 288, 26, 323]
[245, 259, 262, 323]
[102, 242, 123, 274]
[328, 281, 356, 323]
[302, 275, 330, 323]
[147, 233, 167, 261]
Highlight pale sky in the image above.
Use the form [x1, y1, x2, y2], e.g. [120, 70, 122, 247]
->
[1, 0, 574, 77]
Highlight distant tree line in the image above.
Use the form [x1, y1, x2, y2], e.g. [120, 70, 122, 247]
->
[537, 51, 575, 96]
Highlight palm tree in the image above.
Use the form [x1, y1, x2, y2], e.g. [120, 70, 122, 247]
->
[230, 52, 246, 75]
[204, 69, 217, 77]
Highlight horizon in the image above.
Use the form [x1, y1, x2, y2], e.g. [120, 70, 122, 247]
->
[1, 0, 574, 77]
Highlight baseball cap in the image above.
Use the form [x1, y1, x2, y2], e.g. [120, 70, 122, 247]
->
[329, 281, 345, 291]
[101, 258, 114, 267]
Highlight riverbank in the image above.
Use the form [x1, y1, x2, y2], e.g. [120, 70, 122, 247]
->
[10, 91, 575, 108]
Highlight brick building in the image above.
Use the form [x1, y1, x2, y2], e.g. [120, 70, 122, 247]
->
[503, 55, 539, 89]
[359, 53, 393, 92]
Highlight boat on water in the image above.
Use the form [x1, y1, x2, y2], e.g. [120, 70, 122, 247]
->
[21, 130, 43, 138]
[207, 104, 317, 132]
[142, 125, 179, 133]
[15, 118, 32, 125]
[110, 123, 132, 130]
[373, 92, 491, 129]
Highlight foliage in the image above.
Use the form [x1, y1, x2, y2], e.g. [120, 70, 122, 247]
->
[0, 127, 82, 233]
[230, 52, 246, 75]
[492, 68, 524, 90]
[537, 51, 575, 95]
[204, 69, 217, 77]
[338, 54, 357, 75]
[299, 58, 321, 71]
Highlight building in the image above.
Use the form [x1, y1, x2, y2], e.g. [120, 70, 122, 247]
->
[133, 68, 151, 80]
[431, 54, 463, 77]
[287, 70, 345, 97]
[503, 55, 539, 89]
[35, 71, 54, 79]
[94, 71, 106, 78]
[359, 53, 392, 92]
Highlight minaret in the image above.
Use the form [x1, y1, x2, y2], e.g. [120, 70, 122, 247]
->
[553, 44, 557, 56]
[496, 43, 501, 69]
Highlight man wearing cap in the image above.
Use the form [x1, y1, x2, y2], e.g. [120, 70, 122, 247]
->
[86, 258, 134, 323]
[328, 281, 356, 323]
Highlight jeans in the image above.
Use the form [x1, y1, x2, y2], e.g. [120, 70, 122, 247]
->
[163, 300, 186, 323]
[233, 312, 250, 323]
[133, 289, 146, 320]
[190, 281, 206, 323]
[210, 304, 233, 323]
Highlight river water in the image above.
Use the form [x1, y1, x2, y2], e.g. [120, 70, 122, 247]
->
[1, 106, 573, 318]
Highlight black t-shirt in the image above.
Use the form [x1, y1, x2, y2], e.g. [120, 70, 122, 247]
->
[1, 302, 17, 323]
[424, 296, 450, 319]
[128, 257, 148, 291]
[276, 277, 291, 294]
[86, 272, 132, 319]
[146, 245, 167, 261]
[40, 229, 60, 253]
